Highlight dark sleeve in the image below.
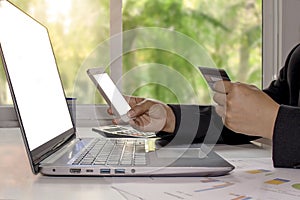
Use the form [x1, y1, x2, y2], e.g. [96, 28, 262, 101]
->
[263, 43, 300, 168]
[273, 105, 300, 168]
[263, 43, 300, 104]
[263, 71, 289, 104]
[167, 104, 260, 145]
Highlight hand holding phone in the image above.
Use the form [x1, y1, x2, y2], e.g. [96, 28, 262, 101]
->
[87, 68, 131, 122]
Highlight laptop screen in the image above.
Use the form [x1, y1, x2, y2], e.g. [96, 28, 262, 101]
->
[0, 0, 74, 154]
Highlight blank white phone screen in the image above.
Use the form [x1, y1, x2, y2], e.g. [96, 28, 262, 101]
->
[94, 73, 131, 116]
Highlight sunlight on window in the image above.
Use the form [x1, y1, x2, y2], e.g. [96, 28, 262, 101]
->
[122, 0, 262, 104]
[0, 0, 261, 105]
[45, 0, 71, 19]
[0, 0, 110, 105]
[45, 0, 72, 34]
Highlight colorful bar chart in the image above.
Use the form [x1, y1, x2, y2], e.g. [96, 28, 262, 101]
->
[230, 193, 253, 200]
[264, 178, 290, 185]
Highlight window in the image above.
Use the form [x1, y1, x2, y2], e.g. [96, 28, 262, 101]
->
[1, 0, 262, 106]
[0, 0, 110, 105]
[1, 0, 278, 127]
[122, 0, 262, 104]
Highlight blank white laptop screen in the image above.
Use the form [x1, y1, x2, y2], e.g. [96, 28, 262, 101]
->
[0, 1, 73, 150]
[0, 1, 235, 177]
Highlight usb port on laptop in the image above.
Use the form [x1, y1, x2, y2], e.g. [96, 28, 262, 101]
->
[100, 169, 111, 174]
[70, 168, 81, 173]
[114, 169, 125, 174]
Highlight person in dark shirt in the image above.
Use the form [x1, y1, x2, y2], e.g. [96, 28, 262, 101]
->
[109, 44, 300, 169]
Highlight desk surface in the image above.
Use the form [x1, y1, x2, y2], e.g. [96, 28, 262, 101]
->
[0, 128, 299, 200]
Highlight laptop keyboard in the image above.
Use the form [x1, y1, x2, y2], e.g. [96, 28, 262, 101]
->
[72, 139, 147, 166]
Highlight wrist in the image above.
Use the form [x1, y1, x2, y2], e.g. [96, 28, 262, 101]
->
[162, 105, 176, 133]
[264, 103, 280, 140]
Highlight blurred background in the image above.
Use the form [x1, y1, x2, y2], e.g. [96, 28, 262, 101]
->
[0, 0, 262, 105]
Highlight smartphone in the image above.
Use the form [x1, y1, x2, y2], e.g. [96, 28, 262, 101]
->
[198, 66, 231, 89]
[87, 68, 131, 122]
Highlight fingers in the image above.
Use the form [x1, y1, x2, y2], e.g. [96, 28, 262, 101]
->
[129, 115, 151, 132]
[112, 117, 129, 125]
[213, 81, 232, 114]
[213, 81, 230, 120]
[128, 103, 167, 132]
[107, 107, 113, 115]
[125, 96, 145, 107]
[215, 105, 226, 118]
[111, 98, 153, 126]
[107, 95, 145, 116]
[108, 96, 169, 132]
[213, 81, 232, 94]
[127, 100, 154, 118]
[213, 92, 226, 106]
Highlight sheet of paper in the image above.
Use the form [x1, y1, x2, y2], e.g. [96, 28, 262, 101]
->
[111, 158, 300, 200]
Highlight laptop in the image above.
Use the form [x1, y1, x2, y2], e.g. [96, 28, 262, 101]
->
[0, 0, 234, 176]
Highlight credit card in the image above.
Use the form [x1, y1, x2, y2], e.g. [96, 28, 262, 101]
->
[198, 66, 231, 89]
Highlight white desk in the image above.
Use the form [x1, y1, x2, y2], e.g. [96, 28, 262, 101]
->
[0, 128, 299, 200]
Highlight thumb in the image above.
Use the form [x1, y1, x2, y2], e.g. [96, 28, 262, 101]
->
[128, 100, 153, 118]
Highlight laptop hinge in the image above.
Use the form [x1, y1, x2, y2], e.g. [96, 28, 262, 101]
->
[33, 132, 76, 167]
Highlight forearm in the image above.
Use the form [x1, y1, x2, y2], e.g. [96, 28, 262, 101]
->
[166, 104, 207, 144]
[168, 104, 259, 144]
[273, 105, 300, 168]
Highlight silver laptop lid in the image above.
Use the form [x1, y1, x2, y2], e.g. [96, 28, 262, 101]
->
[0, 0, 75, 174]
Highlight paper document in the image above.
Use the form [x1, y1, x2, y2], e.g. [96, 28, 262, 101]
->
[111, 158, 300, 200]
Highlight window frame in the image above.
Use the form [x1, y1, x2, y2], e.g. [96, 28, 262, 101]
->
[262, 0, 282, 88]
[0, 0, 282, 127]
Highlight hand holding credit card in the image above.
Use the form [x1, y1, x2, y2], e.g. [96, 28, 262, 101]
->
[198, 66, 231, 89]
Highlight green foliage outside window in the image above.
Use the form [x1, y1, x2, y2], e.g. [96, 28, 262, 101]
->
[122, 0, 262, 104]
[0, 0, 261, 105]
